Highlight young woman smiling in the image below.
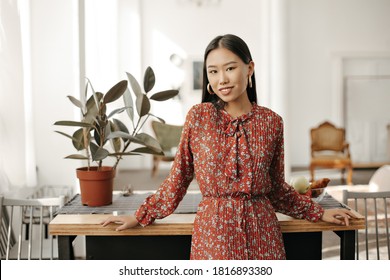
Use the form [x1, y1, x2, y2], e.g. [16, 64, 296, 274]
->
[102, 34, 356, 260]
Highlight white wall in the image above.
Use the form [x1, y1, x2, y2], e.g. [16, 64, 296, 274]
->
[140, 0, 263, 115]
[30, 0, 80, 186]
[288, 0, 390, 166]
[1, 0, 390, 188]
[139, 0, 265, 124]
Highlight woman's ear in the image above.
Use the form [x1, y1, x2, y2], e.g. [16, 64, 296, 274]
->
[248, 61, 255, 76]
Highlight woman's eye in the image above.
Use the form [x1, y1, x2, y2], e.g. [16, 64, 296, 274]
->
[208, 70, 217, 74]
[226, 67, 235, 72]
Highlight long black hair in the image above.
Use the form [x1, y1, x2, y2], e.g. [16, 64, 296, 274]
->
[201, 34, 257, 107]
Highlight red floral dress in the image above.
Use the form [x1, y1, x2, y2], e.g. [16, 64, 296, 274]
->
[135, 103, 324, 260]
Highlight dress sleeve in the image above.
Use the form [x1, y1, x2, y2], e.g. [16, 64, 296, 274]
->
[267, 118, 324, 222]
[135, 108, 196, 226]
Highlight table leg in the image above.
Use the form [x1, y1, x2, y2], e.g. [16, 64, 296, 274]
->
[283, 232, 322, 260]
[336, 230, 355, 260]
[57, 235, 76, 260]
[86, 235, 192, 260]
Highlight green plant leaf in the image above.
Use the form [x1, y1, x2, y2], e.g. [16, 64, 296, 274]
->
[54, 129, 88, 151]
[90, 142, 109, 161]
[136, 94, 151, 117]
[84, 92, 103, 123]
[131, 147, 164, 155]
[112, 118, 129, 134]
[107, 131, 162, 153]
[112, 119, 130, 144]
[72, 128, 88, 151]
[93, 123, 108, 147]
[126, 72, 143, 98]
[104, 120, 111, 139]
[103, 80, 128, 104]
[109, 152, 141, 156]
[99, 102, 107, 120]
[108, 121, 122, 153]
[107, 106, 128, 119]
[149, 89, 179, 101]
[67, 95, 83, 109]
[148, 113, 165, 124]
[134, 133, 162, 153]
[93, 148, 110, 161]
[86, 78, 100, 110]
[143, 66, 155, 93]
[54, 121, 93, 128]
[83, 80, 89, 102]
[123, 88, 134, 122]
[90, 142, 98, 154]
[65, 154, 89, 160]
[55, 130, 82, 151]
[107, 131, 138, 142]
[86, 91, 103, 109]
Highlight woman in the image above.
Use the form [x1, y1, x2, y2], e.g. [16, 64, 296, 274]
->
[102, 34, 356, 259]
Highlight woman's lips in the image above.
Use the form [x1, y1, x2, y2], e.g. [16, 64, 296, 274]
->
[218, 86, 233, 95]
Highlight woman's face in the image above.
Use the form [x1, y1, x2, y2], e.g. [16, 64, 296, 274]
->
[206, 47, 254, 105]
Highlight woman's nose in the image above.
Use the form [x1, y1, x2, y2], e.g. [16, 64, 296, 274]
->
[219, 73, 228, 84]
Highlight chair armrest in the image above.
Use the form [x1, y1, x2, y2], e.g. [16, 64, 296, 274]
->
[343, 142, 351, 157]
[311, 144, 317, 156]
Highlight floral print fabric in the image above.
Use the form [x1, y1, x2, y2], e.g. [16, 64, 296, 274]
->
[135, 103, 324, 260]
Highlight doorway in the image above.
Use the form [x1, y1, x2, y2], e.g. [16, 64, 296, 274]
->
[343, 57, 390, 166]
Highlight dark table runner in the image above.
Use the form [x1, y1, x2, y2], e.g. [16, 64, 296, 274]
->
[56, 192, 202, 214]
[57, 192, 346, 215]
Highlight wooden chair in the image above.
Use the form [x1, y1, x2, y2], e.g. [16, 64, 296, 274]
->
[151, 121, 183, 177]
[343, 190, 390, 260]
[0, 195, 65, 260]
[310, 121, 353, 185]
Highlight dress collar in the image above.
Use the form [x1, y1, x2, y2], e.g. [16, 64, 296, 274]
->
[219, 102, 257, 123]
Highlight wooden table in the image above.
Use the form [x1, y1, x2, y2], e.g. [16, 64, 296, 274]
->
[49, 201, 364, 260]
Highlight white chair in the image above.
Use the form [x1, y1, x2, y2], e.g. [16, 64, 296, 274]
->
[343, 190, 390, 260]
[23, 185, 73, 240]
[0, 195, 65, 260]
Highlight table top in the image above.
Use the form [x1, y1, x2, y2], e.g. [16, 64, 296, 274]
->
[49, 212, 364, 236]
[49, 191, 364, 236]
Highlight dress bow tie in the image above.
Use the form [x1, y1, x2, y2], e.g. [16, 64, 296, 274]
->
[224, 116, 252, 184]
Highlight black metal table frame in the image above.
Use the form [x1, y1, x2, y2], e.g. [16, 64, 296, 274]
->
[57, 229, 355, 260]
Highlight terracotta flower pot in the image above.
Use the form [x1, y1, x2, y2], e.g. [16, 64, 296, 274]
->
[76, 166, 116, 206]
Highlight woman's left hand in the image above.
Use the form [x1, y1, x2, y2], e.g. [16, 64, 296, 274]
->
[101, 214, 139, 231]
[320, 208, 357, 226]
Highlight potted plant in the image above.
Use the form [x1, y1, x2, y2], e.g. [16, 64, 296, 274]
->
[54, 67, 179, 206]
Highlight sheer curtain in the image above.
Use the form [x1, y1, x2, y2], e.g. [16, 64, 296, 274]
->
[0, 0, 36, 188]
[20, 0, 37, 187]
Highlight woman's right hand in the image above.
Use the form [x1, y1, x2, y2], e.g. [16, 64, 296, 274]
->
[101, 214, 139, 231]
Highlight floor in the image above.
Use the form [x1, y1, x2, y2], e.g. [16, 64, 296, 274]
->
[115, 166, 378, 191]
[115, 166, 386, 260]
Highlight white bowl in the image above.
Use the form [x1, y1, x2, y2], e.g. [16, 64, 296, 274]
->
[311, 187, 327, 202]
